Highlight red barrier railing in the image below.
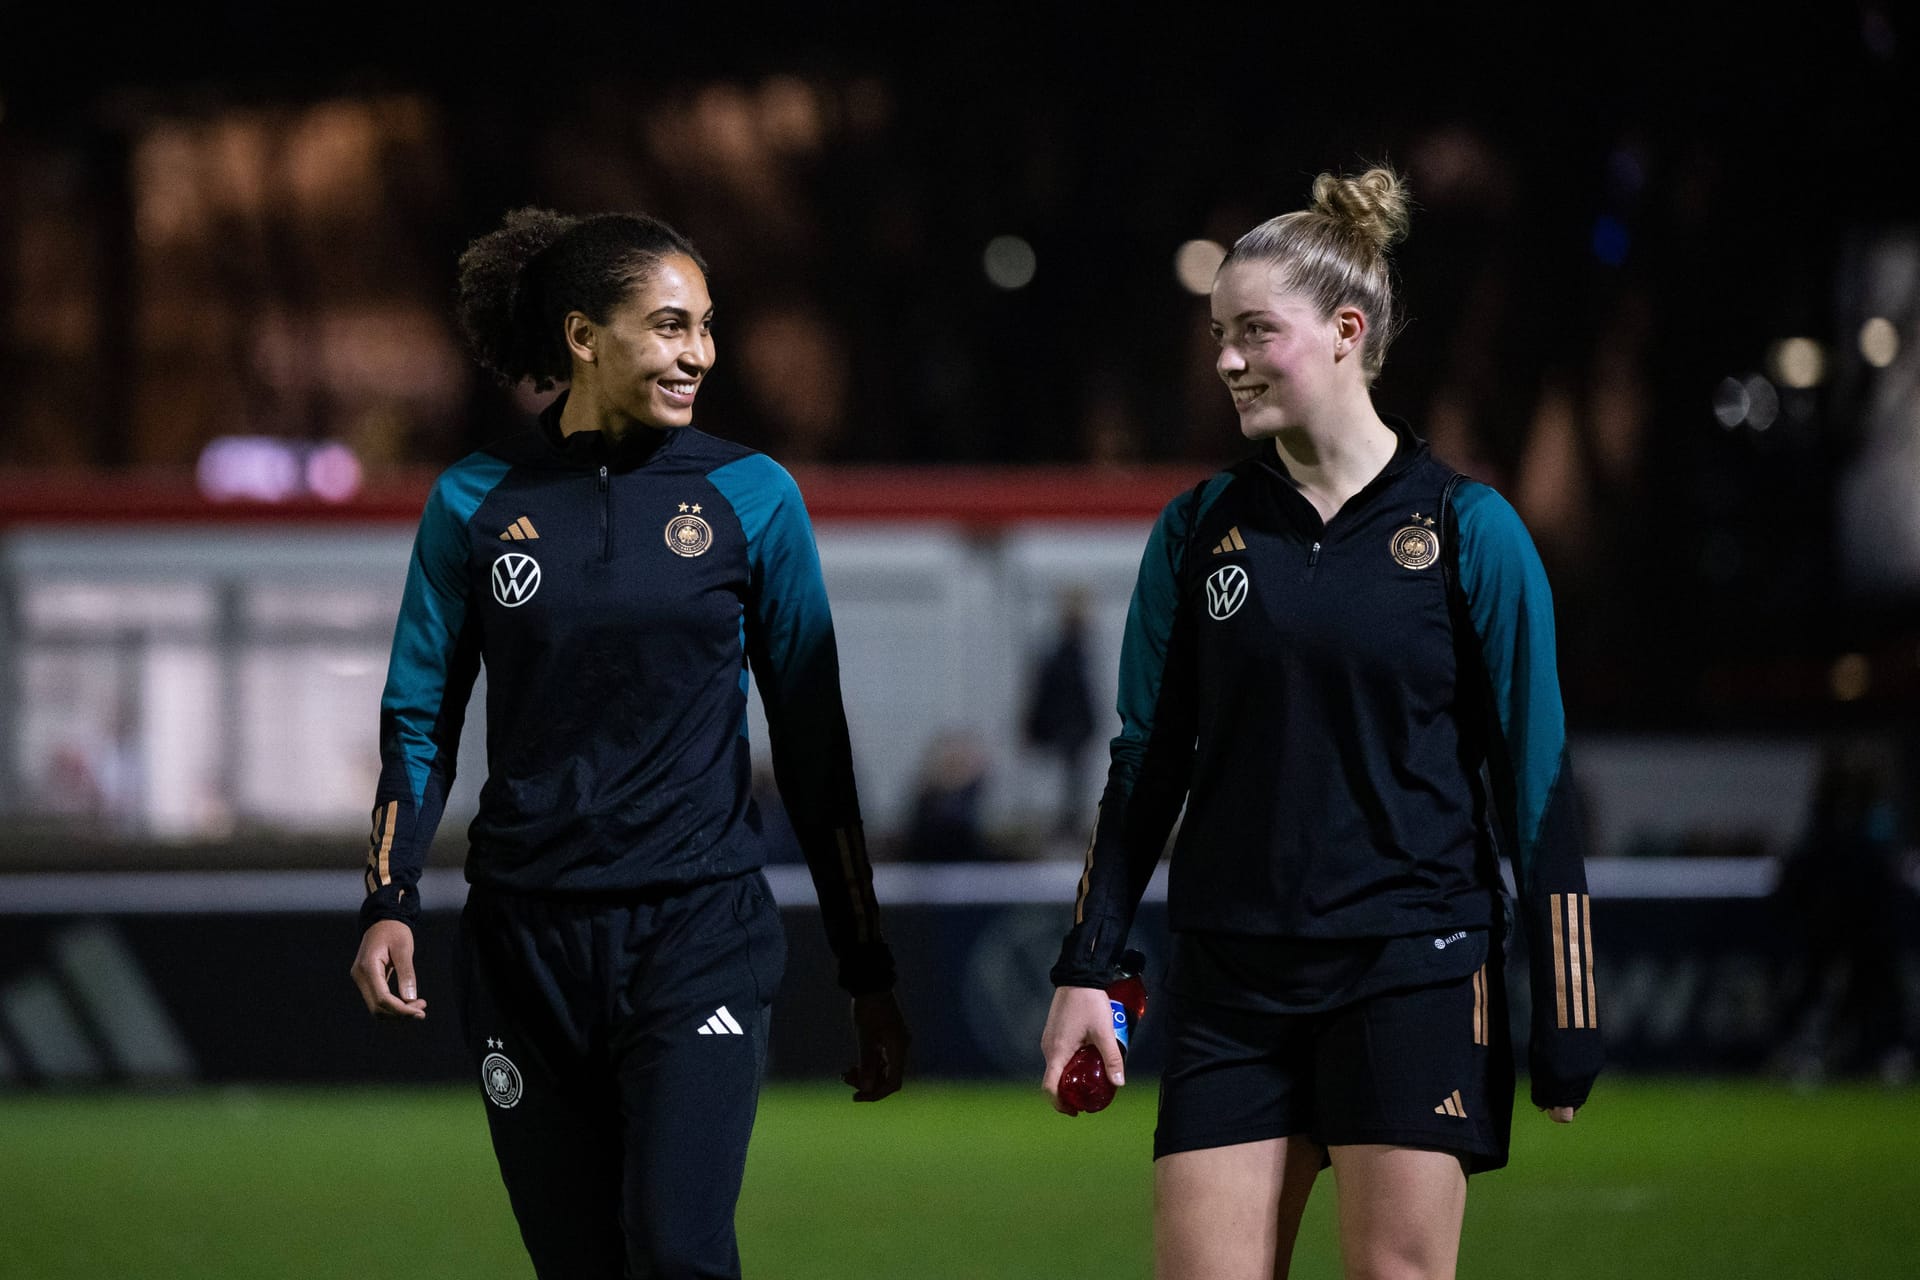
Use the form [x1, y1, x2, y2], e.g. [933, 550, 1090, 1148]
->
[0, 465, 1211, 529]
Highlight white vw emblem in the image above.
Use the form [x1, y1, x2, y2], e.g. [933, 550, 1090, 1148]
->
[1205, 564, 1249, 620]
[491, 553, 541, 607]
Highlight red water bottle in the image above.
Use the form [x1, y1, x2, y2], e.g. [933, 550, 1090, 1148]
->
[1057, 949, 1147, 1116]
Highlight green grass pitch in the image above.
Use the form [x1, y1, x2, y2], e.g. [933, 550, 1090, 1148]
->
[5, 1078, 1915, 1278]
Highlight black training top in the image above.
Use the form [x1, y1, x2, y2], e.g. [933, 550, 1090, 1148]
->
[359, 395, 894, 995]
[1053, 418, 1602, 1108]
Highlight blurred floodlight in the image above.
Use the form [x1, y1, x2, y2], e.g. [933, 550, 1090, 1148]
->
[1767, 338, 1827, 389]
[1830, 653, 1871, 702]
[1860, 317, 1900, 368]
[305, 442, 364, 503]
[758, 75, 823, 153]
[1174, 239, 1227, 294]
[1591, 215, 1629, 266]
[198, 437, 302, 502]
[198, 436, 362, 502]
[1742, 375, 1779, 431]
[1712, 377, 1749, 428]
[983, 236, 1037, 290]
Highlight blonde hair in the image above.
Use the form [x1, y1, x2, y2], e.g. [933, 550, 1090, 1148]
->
[1222, 166, 1412, 383]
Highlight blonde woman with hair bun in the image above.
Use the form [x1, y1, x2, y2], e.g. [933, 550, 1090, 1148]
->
[1041, 166, 1601, 1278]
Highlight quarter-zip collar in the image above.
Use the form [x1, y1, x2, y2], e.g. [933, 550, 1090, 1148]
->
[535, 390, 680, 473]
[1251, 413, 1428, 536]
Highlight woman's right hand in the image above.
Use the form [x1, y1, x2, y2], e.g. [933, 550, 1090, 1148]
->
[350, 919, 428, 1020]
[1039, 984, 1123, 1114]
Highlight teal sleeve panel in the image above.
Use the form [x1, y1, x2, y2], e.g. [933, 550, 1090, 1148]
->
[1452, 480, 1602, 1108]
[1052, 473, 1234, 987]
[709, 453, 893, 994]
[360, 454, 509, 930]
[1453, 481, 1562, 888]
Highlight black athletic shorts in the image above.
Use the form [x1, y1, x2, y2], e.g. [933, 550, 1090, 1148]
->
[458, 870, 787, 1279]
[1154, 951, 1515, 1173]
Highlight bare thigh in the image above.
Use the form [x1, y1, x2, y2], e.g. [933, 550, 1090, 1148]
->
[1327, 1144, 1467, 1280]
[1155, 1135, 1326, 1280]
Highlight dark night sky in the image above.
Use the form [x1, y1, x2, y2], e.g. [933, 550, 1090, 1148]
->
[4, 1, 1918, 726]
[5, 4, 1901, 134]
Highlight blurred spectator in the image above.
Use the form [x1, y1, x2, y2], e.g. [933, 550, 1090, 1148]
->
[735, 301, 850, 461]
[1771, 739, 1915, 1085]
[902, 729, 991, 861]
[1022, 589, 1098, 840]
[1079, 386, 1144, 466]
[39, 698, 143, 835]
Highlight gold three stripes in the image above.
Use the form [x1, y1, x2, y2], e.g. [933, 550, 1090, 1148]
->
[1210, 526, 1247, 555]
[1583, 893, 1598, 1030]
[1434, 1089, 1468, 1118]
[1072, 814, 1102, 925]
[364, 800, 398, 895]
[1471, 965, 1489, 1046]
[1549, 893, 1598, 1030]
[499, 517, 540, 541]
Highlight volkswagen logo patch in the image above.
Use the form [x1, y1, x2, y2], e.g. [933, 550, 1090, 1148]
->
[491, 552, 542, 607]
[1205, 564, 1249, 620]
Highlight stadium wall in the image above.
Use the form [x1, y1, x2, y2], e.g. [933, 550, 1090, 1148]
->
[0, 862, 1911, 1087]
[0, 480, 1833, 856]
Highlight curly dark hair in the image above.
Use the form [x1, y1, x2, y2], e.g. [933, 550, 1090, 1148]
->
[454, 209, 709, 390]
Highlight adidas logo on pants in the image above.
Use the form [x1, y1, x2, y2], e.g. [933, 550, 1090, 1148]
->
[698, 1005, 745, 1036]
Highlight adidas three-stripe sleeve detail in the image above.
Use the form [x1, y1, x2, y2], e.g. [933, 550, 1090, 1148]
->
[1053, 475, 1231, 987]
[710, 454, 893, 995]
[360, 454, 510, 930]
[1452, 480, 1602, 1109]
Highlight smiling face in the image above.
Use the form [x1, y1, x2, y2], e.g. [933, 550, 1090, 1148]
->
[1209, 258, 1355, 440]
[574, 251, 715, 431]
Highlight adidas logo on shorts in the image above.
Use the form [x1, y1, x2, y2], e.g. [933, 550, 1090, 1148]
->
[697, 1005, 745, 1036]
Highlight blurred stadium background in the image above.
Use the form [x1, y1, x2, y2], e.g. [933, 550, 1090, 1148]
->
[2, 5, 1918, 1277]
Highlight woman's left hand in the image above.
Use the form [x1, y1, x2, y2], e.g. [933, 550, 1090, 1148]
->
[1542, 1106, 1578, 1124]
[843, 990, 910, 1101]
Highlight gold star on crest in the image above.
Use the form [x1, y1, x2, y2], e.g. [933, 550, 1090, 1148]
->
[692, 504, 703, 514]
[678, 502, 689, 513]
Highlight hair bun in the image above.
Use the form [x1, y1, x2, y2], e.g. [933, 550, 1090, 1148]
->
[1310, 167, 1411, 255]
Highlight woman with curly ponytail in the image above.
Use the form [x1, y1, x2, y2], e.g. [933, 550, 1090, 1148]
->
[1042, 167, 1600, 1278]
[350, 208, 909, 1279]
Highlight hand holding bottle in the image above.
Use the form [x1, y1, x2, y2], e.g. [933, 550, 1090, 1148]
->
[1040, 950, 1148, 1116]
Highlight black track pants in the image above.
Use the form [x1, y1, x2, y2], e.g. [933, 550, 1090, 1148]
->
[458, 872, 787, 1278]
